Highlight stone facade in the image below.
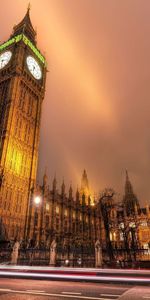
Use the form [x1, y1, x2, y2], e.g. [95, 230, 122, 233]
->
[0, 8, 46, 240]
[100, 172, 150, 266]
[26, 171, 101, 267]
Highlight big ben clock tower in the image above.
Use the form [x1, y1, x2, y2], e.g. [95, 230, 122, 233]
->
[0, 7, 46, 240]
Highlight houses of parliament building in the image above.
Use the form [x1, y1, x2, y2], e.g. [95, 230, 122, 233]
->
[0, 8, 150, 267]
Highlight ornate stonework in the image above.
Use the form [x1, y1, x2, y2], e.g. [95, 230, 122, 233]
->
[0, 8, 46, 240]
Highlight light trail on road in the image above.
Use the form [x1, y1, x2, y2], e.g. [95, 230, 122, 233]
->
[1, 265, 150, 276]
[0, 270, 150, 284]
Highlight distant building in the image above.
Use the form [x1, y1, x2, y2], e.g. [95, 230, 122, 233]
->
[25, 169, 150, 267]
[100, 171, 150, 267]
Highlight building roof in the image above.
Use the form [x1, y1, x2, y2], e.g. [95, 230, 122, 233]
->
[11, 6, 36, 44]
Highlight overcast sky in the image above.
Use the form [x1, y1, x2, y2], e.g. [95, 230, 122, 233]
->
[0, 0, 150, 204]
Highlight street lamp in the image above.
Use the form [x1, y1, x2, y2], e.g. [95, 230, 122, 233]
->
[33, 196, 41, 238]
[65, 259, 69, 266]
[34, 196, 41, 205]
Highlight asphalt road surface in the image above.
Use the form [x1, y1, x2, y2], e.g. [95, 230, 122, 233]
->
[0, 279, 149, 299]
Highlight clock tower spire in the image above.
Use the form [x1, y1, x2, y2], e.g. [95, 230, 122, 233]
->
[11, 6, 36, 44]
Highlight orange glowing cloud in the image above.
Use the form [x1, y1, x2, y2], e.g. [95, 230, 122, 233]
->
[29, 0, 115, 126]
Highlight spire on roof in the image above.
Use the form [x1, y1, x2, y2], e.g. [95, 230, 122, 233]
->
[52, 175, 57, 192]
[81, 169, 89, 191]
[61, 179, 65, 196]
[76, 187, 80, 202]
[123, 170, 140, 216]
[27, 3, 31, 11]
[126, 169, 129, 180]
[125, 169, 134, 195]
[69, 184, 73, 199]
[43, 167, 48, 187]
[11, 5, 36, 44]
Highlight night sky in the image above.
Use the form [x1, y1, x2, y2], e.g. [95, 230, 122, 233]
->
[0, 0, 150, 204]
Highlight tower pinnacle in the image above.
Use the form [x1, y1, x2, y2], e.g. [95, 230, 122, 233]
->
[43, 168, 48, 187]
[11, 7, 36, 44]
[81, 169, 89, 191]
[123, 170, 140, 216]
[27, 3, 31, 12]
[125, 169, 134, 195]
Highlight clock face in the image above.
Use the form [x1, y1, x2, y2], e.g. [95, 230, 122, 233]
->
[0, 51, 12, 69]
[26, 56, 42, 80]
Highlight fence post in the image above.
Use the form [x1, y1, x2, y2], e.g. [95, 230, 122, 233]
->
[11, 241, 20, 265]
[95, 240, 102, 268]
[49, 240, 57, 266]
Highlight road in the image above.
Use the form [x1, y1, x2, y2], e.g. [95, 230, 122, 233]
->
[0, 278, 149, 299]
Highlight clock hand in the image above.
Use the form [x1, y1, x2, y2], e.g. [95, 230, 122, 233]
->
[0, 60, 4, 67]
[31, 65, 35, 72]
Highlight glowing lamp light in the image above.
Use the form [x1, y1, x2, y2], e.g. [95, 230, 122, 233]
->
[34, 196, 41, 205]
[65, 259, 69, 266]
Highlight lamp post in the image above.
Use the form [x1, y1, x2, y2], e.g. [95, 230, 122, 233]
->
[32, 195, 41, 245]
[29, 195, 42, 266]
[26, 192, 42, 247]
[24, 187, 34, 244]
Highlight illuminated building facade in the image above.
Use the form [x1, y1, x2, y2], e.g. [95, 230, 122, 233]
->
[26, 170, 101, 267]
[0, 9, 102, 267]
[0, 9, 149, 267]
[0, 8, 46, 240]
[100, 171, 150, 266]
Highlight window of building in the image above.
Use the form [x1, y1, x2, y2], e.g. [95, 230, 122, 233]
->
[143, 243, 149, 249]
[45, 215, 49, 226]
[18, 119, 22, 138]
[110, 232, 113, 241]
[56, 205, 60, 214]
[119, 222, 124, 229]
[80, 224, 82, 233]
[140, 221, 147, 227]
[64, 220, 68, 232]
[27, 125, 30, 144]
[120, 231, 124, 241]
[56, 218, 59, 230]
[129, 222, 136, 228]
[46, 203, 50, 212]
[72, 222, 75, 233]
[113, 232, 116, 241]
[64, 208, 68, 217]
[34, 211, 38, 226]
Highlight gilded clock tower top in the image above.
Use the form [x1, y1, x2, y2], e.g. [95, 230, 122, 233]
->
[11, 6, 36, 44]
